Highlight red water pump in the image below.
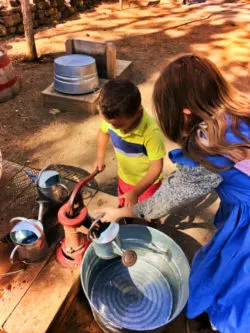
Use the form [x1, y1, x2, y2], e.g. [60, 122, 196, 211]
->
[56, 169, 100, 267]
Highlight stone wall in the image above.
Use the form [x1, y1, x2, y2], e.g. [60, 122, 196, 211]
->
[0, 0, 93, 37]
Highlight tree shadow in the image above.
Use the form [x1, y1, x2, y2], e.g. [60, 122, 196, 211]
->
[1, 0, 249, 194]
[156, 191, 218, 262]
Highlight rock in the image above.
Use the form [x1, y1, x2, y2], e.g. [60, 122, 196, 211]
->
[54, 11, 61, 19]
[36, 9, 45, 19]
[7, 25, 16, 33]
[9, 0, 20, 7]
[57, 0, 65, 10]
[2, 13, 22, 27]
[45, 7, 55, 16]
[44, 0, 50, 9]
[50, 0, 58, 7]
[30, 3, 36, 12]
[0, 7, 13, 16]
[37, 16, 51, 25]
[16, 23, 24, 34]
[65, 3, 75, 13]
[36, 1, 46, 9]
[0, 24, 7, 36]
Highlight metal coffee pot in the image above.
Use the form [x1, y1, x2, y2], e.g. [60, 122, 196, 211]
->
[9, 217, 49, 264]
[88, 215, 137, 267]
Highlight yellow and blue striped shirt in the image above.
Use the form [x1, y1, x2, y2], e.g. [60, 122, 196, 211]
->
[101, 111, 166, 185]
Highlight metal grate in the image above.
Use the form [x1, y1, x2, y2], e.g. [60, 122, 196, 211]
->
[0, 162, 99, 239]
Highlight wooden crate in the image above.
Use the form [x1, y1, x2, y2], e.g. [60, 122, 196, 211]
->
[42, 40, 132, 114]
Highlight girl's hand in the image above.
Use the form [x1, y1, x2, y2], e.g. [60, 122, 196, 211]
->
[93, 159, 105, 172]
[95, 206, 135, 222]
[119, 190, 139, 207]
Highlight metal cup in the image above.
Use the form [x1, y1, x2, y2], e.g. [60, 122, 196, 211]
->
[9, 217, 49, 264]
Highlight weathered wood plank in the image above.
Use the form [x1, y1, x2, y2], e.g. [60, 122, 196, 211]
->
[84, 191, 117, 217]
[3, 256, 79, 333]
[116, 59, 132, 79]
[65, 38, 108, 78]
[106, 42, 116, 79]
[66, 38, 107, 56]
[46, 278, 81, 333]
[42, 80, 107, 114]
[0, 250, 56, 329]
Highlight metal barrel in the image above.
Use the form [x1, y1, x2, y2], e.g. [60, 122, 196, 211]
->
[0, 48, 20, 103]
[54, 54, 99, 95]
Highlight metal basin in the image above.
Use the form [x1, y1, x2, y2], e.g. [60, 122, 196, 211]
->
[54, 54, 99, 95]
[81, 225, 190, 333]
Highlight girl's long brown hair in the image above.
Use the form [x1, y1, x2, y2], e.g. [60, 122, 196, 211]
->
[153, 54, 250, 171]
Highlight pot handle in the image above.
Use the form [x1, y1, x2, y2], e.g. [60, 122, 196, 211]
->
[10, 245, 21, 264]
[57, 183, 71, 196]
[9, 217, 43, 235]
[9, 245, 34, 265]
[37, 164, 50, 185]
[87, 214, 105, 241]
[112, 240, 123, 257]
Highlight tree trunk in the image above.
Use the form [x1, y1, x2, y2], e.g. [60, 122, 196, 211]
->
[20, 0, 38, 61]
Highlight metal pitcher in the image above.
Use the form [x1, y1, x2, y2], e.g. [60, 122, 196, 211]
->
[37, 165, 70, 204]
[87, 215, 123, 260]
[87, 215, 138, 267]
[9, 217, 49, 264]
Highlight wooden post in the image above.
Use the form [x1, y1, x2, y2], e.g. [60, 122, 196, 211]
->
[65, 38, 74, 54]
[20, 0, 38, 61]
[106, 42, 116, 79]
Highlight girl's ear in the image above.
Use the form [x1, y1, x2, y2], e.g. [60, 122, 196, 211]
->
[183, 108, 192, 115]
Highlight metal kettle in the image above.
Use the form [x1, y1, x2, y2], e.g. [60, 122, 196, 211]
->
[25, 165, 70, 204]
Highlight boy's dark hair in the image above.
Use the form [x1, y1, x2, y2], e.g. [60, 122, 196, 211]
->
[98, 79, 141, 119]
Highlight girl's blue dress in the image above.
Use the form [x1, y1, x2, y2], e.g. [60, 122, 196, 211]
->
[169, 120, 250, 333]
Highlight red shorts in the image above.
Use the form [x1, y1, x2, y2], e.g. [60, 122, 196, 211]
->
[118, 177, 162, 207]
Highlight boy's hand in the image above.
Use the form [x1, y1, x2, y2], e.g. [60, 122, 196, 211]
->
[93, 159, 105, 172]
[119, 189, 139, 207]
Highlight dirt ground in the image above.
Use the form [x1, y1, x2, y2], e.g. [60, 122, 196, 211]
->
[1, 0, 250, 332]
[1, 0, 250, 190]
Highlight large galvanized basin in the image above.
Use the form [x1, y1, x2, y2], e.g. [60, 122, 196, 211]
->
[54, 54, 99, 95]
[81, 225, 190, 333]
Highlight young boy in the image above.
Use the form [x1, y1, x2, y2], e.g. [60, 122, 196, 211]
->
[94, 79, 166, 207]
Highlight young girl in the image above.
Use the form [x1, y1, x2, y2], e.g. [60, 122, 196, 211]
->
[98, 55, 250, 333]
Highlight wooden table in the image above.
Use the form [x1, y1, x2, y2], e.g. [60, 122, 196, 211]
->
[0, 161, 117, 333]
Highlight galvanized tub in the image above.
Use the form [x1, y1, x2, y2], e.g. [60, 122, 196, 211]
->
[81, 225, 190, 333]
[54, 54, 99, 95]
